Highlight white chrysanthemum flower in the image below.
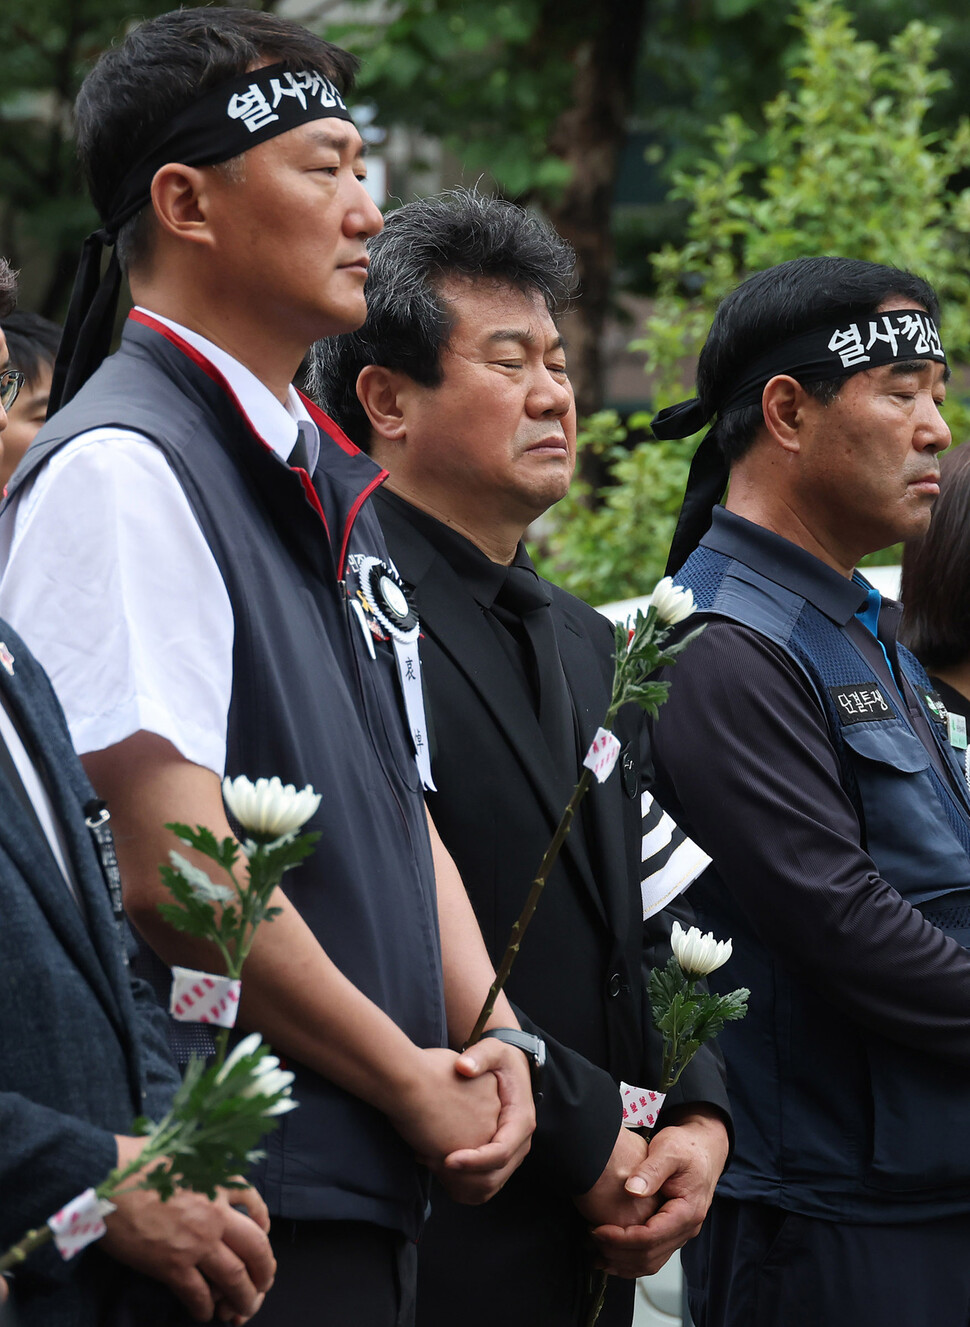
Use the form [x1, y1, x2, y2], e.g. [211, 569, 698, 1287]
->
[670, 919, 733, 978]
[222, 775, 321, 842]
[242, 1055, 298, 1114]
[215, 1032, 264, 1082]
[214, 1034, 298, 1115]
[169, 851, 234, 904]
[648, 577, 695, 627]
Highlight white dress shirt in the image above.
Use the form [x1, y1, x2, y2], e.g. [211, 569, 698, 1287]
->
[0, 309, 319, 775]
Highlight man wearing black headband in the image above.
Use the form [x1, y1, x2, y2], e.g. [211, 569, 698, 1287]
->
[0, 9, 535, 1325]
[646, 257, 970, 1326]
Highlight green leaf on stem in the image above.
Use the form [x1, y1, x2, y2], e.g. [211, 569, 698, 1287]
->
[250, 831, 321, 875]
[110, 1041, 296, 1204]
[166, 821, 241, 874]
[648, 954, 686, 1011]
[692, 987, 751, 1043]
[158, 869, 218, 933]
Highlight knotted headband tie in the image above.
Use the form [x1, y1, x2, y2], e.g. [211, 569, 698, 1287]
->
[655, 308, 948, 574]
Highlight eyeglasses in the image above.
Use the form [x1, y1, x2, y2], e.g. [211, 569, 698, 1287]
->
[0, 369, 25, 411]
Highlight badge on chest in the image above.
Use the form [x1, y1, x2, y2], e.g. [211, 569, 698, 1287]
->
[344, 554, 436, 791]
[828, 684, 894, 725]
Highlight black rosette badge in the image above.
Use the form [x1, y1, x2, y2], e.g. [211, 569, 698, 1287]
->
[360, 558, 420, 642]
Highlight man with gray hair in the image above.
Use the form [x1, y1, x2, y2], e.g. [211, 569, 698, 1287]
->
[312, 190, 730, 1327]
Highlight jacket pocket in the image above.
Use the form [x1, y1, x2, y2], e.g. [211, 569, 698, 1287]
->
[841, 721, 970, 906]
[866, 1033, 970, 1192]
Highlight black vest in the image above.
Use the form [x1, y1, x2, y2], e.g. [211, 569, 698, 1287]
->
[12, 316, 445, 1236]
[680, 537, 970, 1220]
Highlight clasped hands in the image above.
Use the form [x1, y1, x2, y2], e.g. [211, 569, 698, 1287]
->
[102, 1135, 275, 1324]
[391, 1041, 536, 1206]
[574, 1106, 729, 1279]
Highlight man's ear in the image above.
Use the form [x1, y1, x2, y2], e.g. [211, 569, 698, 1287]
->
[149, 164, 215, 248]
[356, 365, 410, 442]
[761, 374, 810, 454]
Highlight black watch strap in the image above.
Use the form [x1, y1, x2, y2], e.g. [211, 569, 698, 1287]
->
[479, 1028, 546, 1100]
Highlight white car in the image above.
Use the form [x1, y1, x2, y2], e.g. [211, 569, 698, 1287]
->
[598, 565, 902, 629]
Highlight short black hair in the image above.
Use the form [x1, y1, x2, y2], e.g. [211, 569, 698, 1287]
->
[75, 6, 358, 272]
[2, 311, 61, 386]
[309, 188, 576, 448]
[697, 257, 941, 465]
[0, 259, 17, 321]
[901, 443, 970, 670]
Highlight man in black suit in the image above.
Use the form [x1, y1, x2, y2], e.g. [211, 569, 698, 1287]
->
[312, 191, 731, 1327]
[0, 262, 274, 1325]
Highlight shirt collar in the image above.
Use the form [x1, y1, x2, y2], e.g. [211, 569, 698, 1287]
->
[134, 307, 318, 470]
[852, 575, 882, 638]
[700, 506, 869, 625]
[375, 489, 532, 607]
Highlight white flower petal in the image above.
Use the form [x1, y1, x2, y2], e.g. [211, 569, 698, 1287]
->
[671, 920, 733, 977]
[648, 577, 695, 627]
[222, 774, 321, 840]
[264, 1097, 300, 1116]
[216, 1031, 264, 1082]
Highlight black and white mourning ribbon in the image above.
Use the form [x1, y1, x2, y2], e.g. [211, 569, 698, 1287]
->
[51, 62, 355, 412]
[639, 791, 711, 921]
[653, 307, 948, 576]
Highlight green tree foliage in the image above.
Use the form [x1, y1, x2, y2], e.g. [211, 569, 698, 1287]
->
[336, 0, 648, 419]
[536, 0, 970, 603]
[0, 1, 171, 314]
[337, 0, 598, 206]
[531, 411, 691, 607]
[0, 0, 282, 315]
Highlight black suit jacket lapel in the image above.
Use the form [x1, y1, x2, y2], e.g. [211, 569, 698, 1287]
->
[384, 509, 610, 929]
[0, 653, 129, 1042]
[556, 604, 638, 944]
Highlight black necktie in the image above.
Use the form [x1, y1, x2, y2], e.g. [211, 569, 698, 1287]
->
[289, 429, 310, 472]
[493, 565, 576, 779]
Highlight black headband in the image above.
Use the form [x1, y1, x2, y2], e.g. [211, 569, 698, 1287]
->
[655, 309, 948, 574]
[50, 63, 354, 412]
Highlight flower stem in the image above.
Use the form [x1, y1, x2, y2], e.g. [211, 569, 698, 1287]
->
[214, 1025, 230, 1068]
[586, 1061, 680, 1327]
[0, 1224, 53, 1272]
[0, 1126, 175, 1273]
[465, 769, 593, 1048]
[585, 1272, 608, 1327]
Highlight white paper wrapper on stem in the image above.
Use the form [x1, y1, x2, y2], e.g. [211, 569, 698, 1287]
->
[170, 966, 241, 1028]
[619, 1082, 666, 1130]
[48, 1189, 116, 1261]
[583, 728, 622, 783]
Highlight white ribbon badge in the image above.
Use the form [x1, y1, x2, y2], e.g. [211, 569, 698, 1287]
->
[391, 637, 436, 791]
[48, 1189, 116, 1261]
[619, 1081, 666, 1130]
[583, 727, 622, 783]
[170, 966, 241, 1028]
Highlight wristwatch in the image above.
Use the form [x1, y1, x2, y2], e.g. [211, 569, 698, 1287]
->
[479, 1028, 546, 1100]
